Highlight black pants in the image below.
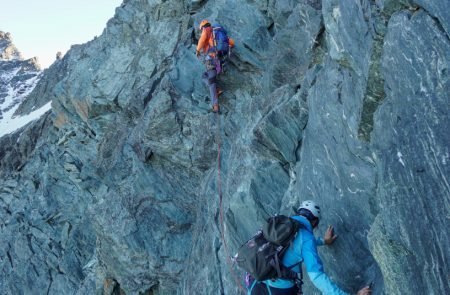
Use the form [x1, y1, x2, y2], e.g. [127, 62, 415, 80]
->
[249, 281, 299, 295]
[201, 69, 218, 106]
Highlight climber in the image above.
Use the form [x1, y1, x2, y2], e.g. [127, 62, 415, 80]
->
[195, 19, 234, 113]
[248, 200, 372, 295]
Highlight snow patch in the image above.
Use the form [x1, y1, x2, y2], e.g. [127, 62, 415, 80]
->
[0, 101, 52, 138]
[0, 67, 21, 82]
[0, 68, 45, 138]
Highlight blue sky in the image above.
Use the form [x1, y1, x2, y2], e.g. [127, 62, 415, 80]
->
[0, 0, 123, 69]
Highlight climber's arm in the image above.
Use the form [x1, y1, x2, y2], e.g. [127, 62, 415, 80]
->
[302, 238, 349, 295]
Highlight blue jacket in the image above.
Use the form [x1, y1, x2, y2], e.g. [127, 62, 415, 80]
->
[265, 215, 349, 295]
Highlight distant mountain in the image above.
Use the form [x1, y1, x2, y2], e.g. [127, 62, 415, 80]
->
[0, 31, 46, 137]
[0, 31, 22, 60]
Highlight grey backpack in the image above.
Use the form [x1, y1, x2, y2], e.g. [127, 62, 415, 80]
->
[234, 215, 302, 281]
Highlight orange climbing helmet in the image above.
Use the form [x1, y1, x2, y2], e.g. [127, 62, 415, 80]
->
[199, 19, 211, 30]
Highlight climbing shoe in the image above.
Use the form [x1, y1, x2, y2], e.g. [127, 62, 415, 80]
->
[212, 104, 220, 113]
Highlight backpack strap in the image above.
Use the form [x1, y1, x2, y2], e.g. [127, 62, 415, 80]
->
[285, 260, 302, 271]
[278, 227, 303, 280]
[279, 263, 300, 280]
[295, 271, 304, 295]
[211, 26, 220, 56]
[247, 280, 257, 295]
[265, 283, 274, 295]
[274, 253, 282, 278]
[282, 261, 303, 294]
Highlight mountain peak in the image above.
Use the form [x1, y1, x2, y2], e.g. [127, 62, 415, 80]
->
[0, 31, 23, 60]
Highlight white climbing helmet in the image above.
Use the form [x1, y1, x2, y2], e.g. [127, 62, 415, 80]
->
[295, 200, 321, 218]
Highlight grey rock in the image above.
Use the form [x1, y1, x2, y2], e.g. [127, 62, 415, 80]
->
[0, 112, 52, 173]
[322, 0, 372, 76]
[412, 0, 450, 38]
[370, 9, 450, 294]
[0, 1, 449, 295]
[13, 57, 66, 117]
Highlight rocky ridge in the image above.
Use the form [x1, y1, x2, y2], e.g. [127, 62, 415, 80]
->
[0, 32, 22, 60]
[0, 32, 42, 121]
[0, 1, 449, 295]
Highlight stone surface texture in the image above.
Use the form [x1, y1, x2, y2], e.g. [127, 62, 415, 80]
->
[0, 1, 448, 295]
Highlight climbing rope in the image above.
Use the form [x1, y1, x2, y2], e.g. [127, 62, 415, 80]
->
[215, 112, 247, 294]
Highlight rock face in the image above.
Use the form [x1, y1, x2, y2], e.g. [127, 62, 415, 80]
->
[0, 1, 449, 295]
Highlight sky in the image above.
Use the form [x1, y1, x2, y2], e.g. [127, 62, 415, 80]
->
[0, 0, 123, 69]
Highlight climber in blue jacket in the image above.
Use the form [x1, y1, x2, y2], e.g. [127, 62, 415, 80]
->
[249, 200, 371, 295]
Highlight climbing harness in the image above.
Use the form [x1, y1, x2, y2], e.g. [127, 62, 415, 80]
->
[215, 112, 247, 293]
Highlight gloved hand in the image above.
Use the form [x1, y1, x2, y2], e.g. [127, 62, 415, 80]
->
[196, 50, 200, 57]
[323, 225, 338, 245]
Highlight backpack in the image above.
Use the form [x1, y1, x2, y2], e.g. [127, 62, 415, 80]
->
[212, 24, 229, 54]
[234, 215, 302, 281]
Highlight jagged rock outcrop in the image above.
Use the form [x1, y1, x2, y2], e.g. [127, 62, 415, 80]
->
[0, 1, 448, 295]
[0, 32, 46, 172]
[0, 32, 41, 122]
[0, 32, 22, 60]
[13, 55, 66, 117]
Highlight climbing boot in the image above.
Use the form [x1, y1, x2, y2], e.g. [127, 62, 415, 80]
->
[212, 104, 220, 113]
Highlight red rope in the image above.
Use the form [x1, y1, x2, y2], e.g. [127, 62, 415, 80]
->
[216, 113, 246, 293]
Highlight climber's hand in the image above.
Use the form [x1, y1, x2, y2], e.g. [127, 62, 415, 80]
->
[357, 286, 371, 295]
[324, 225, 338, 245]
[196, 50, 200, 57]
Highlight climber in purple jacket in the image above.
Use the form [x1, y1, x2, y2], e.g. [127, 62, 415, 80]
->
[249, 200, 371, 295]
